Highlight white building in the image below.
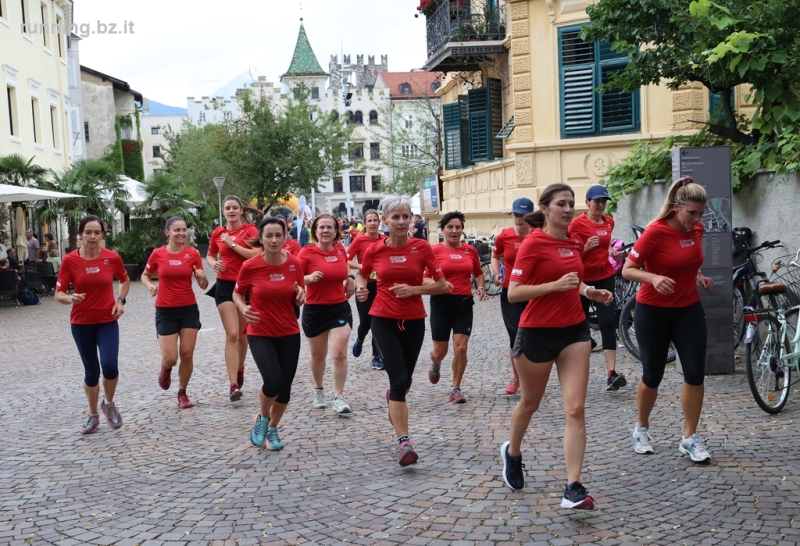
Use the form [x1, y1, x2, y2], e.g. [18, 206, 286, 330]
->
[141, 99, 187, 180]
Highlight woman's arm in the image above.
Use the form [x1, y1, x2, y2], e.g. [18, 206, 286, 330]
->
[141, 269, 158, 297]
[490, 254, 503, 286]
[389, 277, 448, 298]
[508, 272, 579, 303]
[621, 258, 675, 294]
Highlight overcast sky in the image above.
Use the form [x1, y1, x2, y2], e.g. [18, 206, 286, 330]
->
[75, 0, 427, 107]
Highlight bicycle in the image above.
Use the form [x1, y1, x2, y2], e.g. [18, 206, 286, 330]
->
[732, 234, 783, 349]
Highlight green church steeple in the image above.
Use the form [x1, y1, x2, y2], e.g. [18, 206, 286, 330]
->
[282, 20, 328, 79]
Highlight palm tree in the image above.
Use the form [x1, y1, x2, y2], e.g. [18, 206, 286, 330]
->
[0, 154, 47, 187]
[37, 159, 130, 250]
[135, 172, 198, 244]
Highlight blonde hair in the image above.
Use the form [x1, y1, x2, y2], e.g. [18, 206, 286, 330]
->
[653, 176, 707, 223]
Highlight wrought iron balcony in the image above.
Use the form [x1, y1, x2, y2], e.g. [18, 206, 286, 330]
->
[425, 0, 508, 72]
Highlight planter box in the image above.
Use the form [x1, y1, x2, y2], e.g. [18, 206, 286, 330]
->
[124, 264, 141, 281]
[196, 244, 209, 258]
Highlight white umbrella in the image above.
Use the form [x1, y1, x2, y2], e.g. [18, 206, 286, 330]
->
[15, 207, 28, 261]
[0, 183, 84, 202]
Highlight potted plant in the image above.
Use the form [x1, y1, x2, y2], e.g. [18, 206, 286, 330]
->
[113, 229, 148, 281]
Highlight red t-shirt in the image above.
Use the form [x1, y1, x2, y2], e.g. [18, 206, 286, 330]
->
[568, 213, 616, 281]
[234, 255, 304, 337]
[298, 243, 349, 305]
[425, 243, 482, 296]
[346, 234, 387, 282]
[631, 219, 704, 308]
[492, 227, 528, 288]
[360, 239, 444, 320]
[283, 239, 300, 256]
[56, 248, 128, 325]
[208, 223, 258, 281]
[144, 246, 204, 308]
[510, 230, 586, 329]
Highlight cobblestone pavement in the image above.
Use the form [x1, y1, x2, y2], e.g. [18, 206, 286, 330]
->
[2, 267, 800, 546]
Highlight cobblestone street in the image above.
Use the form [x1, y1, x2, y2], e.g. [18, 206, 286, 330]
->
[1, 268, 799, 546]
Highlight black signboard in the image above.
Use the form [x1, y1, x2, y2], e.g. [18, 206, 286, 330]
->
[672, 146, 733, 374]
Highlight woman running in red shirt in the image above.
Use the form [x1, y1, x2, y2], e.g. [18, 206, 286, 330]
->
[622, 176, 714, 463]
[142, 216, 209, 409]
[568, 185, 627, 391]
[298, 214, 355, 414]
[234, 217, 305, 451]
[283, 237, 300, 256]
[426, 211, 487, 403]
[491, 197, 534, 395]
[356, 195, 447, 466]
[346, 209, 386, 370]
[499, 184, 612, 511]
[206, 196, 259, 401]
[55, 215, 130, 434]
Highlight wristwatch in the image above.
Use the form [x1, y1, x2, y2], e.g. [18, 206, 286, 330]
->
[231, 242, 237, 248]
[117, 296, 126, 305]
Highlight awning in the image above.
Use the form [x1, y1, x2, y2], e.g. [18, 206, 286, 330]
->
[0, 183, 84, 203]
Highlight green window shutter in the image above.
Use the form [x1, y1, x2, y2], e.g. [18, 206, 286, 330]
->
[598, 63, 638, 132]
[559, 26, 596, 136]
[443, 102, 463, 170]
[488, 78, 503, 159]
[468, 86, 490, 162]
[458, 95, 473, 167]
[709, 90, 735, 124]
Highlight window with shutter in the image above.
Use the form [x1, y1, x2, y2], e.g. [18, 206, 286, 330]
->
[559, 25, 639, 138]
[443, 102, 463, 170]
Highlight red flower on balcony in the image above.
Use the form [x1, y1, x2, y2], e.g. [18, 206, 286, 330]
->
[416, 0, 466, 18]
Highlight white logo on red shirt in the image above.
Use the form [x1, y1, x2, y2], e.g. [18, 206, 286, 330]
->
[631, 249, 640, 258]
[269, 274, 285, 281]
[289, 265, 296, 271]
[597, 230, 608, 236]
[169, 260, 182, 266]
[512, 268, 523, 276]
[411, 246, 418, 253]
[558, 248, 575, 257]
[514, 242, 522, 249]
[85, 266, 100, 274]
[324, 256, 338, 262]
[679, 239, 695, 248]
[390, 256, 407, 264]
[103, 259, 110, 265]
[449, 254, 463, 260]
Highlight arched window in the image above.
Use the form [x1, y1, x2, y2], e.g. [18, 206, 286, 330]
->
[347, 110, 354, 123]
[369, 110, 378, 124]
[353, 110, 363, 124]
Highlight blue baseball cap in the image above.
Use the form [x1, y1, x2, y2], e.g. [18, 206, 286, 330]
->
[511, 198, 534, 215]
[586, 185, 611, 200]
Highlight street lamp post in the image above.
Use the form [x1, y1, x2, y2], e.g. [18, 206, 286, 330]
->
[213, 177, 225, 227]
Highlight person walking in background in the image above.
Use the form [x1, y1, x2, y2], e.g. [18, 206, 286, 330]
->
[355, 195, 447, 466]
[346, 209, 386, 370]
[234, 217, 305, 451]
[55, 215, 130, 434]
[206, 195, 260, 401]
[25, 230, 40, 264]
[142, 216, 208, 409]
[499, 184, 613, 510]
[491, 197, 534, 395]
[298, 214, 355, 415]
[622, 176, 714, 463]
[426, 211, 488, 403]
[411, 214, 427, 240]
[568, 185, 628, 391]
[185, 223, 197, 248]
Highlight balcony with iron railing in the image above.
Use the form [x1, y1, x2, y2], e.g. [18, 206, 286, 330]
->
[424, 0, 507, 72]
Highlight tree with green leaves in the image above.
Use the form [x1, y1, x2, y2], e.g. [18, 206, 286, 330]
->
[583, 0, 800, 144]
[0, 154, 47, 187]
[218, 86, 351, 208]
[37, 159, 130, 250]
[134, 171, 198, 245]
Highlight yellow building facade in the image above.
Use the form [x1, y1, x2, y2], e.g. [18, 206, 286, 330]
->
[427, 0, 752, 237]
[0, 0, 73, 173]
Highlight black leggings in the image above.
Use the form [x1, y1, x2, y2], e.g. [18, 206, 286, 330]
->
[247, 334, 301, 404]
[581, 274, 617, 350]
[355, 282, 381, 358]
[371, 317, 425, 402]
[500, 288, 528, 348]
[634, 301, 707, 387]
[70, 321, 120, 387]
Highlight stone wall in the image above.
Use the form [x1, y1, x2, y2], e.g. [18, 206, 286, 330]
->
[612, 172, 800, 268]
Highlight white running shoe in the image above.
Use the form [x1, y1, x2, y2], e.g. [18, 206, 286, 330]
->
[332, 395, 351, 414]
[313, 388, 326, 409]
[679, 434, 711, 463]
[633, 425, 654, 454]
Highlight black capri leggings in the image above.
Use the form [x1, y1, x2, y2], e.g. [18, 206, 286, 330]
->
[355, 281, 381, 358]
[371, 317, 425, 402]
[247, 334, 301, 404]
[634, 301, 707, 388]
[501, 287, 528, 348]
[580, 274, 617, 350]
[70, 321, 120, 387]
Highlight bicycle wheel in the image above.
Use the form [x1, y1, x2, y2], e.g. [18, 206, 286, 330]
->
[744, 312, 791, 414]
[733, 287, 745, 350]
[618, 297, 676, 363]
[481, 262, 501, 297]
[587, 301, 599, 330]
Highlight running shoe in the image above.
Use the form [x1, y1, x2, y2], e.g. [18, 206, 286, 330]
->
[500, 441, 525, 491]
[266, 426, 284, 451]
[352, 338, 364, 358]
[313, 388, 326, 409]
[229, 384, 242, 402]
[100, 399, 123, 430]
[560, 482, 595, 510]
[505, 376, 520, 395]
[371, 356, 384, 370]
[428, 364, 441, 384]
[449, 387, 467, 404]
[679, 434, 712, 463]
[80, 413, 100, 435]
[606, 371, 627, 391]
[158, 365, 172, 390]
[385, 388, 393, 426]
[251, 414, 269, 448]
[177, 391, 194, 409]
[633, 425, 654, 454]
[237, 367, 245, 389]
[397, 439, 418, 467]
[332, 395, 352, 414]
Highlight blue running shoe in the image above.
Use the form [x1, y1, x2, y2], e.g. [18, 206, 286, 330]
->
[352, 338, 364, 357]
[500, 441, 525, 491]
[561, 481, 595, 510]
[251, 414, 269, 448]
[371, 357, 384, 370]
[266, 426, 284, 451]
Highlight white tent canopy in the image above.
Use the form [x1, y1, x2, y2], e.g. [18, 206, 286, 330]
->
[0, 183, 84, 203]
